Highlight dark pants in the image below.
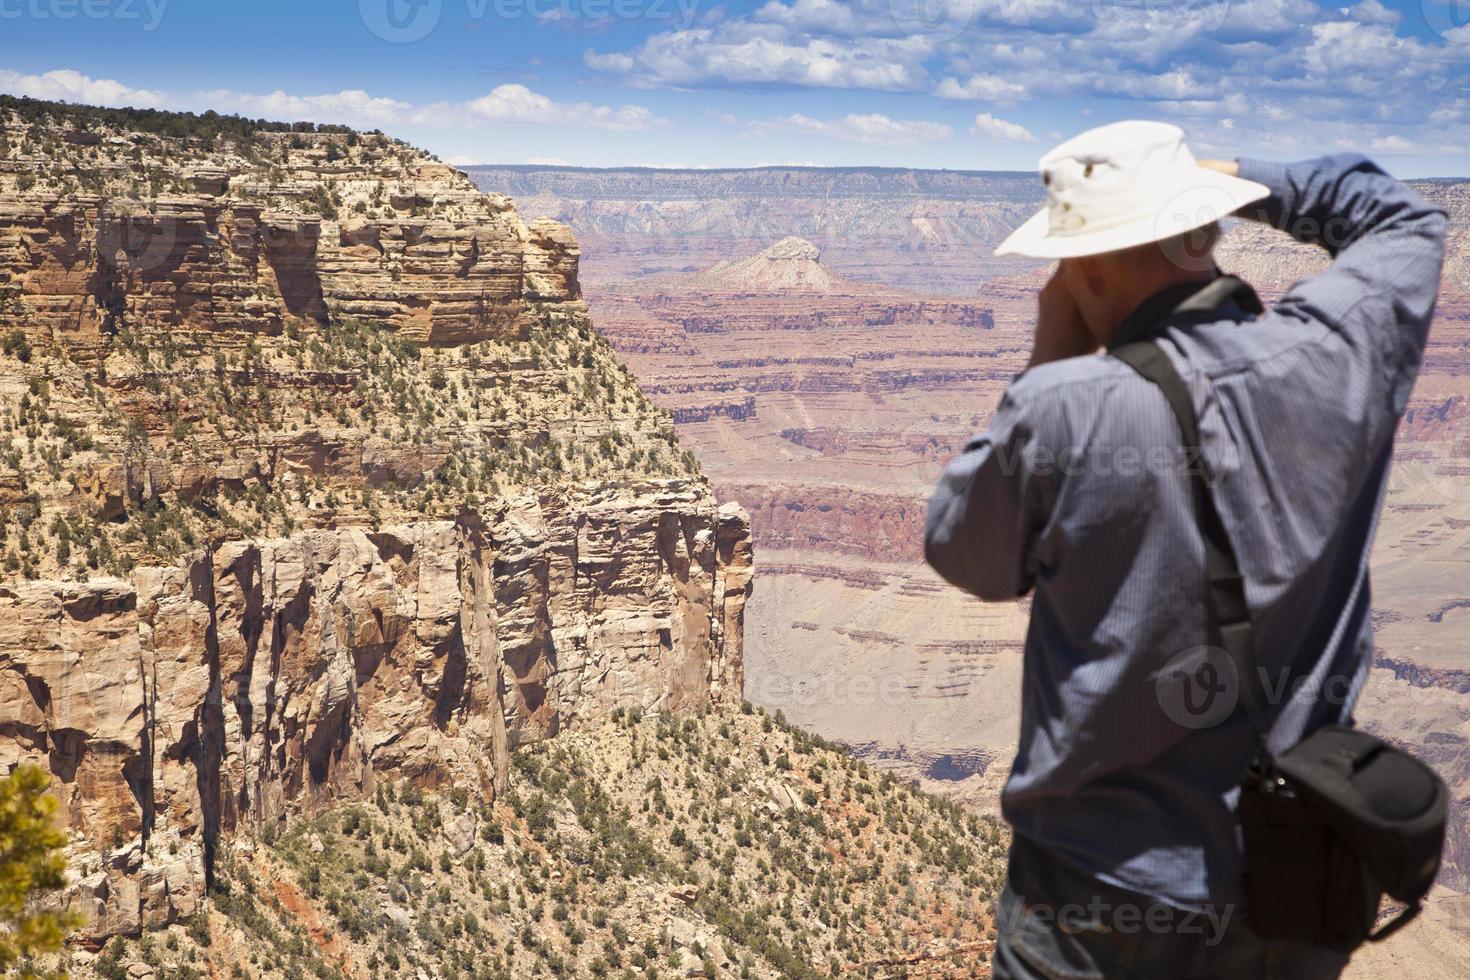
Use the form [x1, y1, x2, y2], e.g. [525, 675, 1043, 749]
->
[993, 836, 1352, 980]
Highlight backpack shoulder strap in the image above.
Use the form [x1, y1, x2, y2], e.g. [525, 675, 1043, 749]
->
[1111, 339, 1270, 740]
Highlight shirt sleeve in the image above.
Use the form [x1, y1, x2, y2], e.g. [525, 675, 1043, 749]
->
[924, 387, 1050, 600]
[1235, 154, 1446, 416]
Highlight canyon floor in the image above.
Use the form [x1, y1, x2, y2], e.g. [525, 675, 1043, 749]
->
[472, 164, 1470, 975]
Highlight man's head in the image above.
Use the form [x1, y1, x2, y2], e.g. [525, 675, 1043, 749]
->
[1057, 222, 1221, 345]
[997, 121, 1267, 344]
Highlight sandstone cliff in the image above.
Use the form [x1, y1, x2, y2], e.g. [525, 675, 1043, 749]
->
[0, 99, 753, 944]
[1, 483, 750, 942]
[0, 102, 704, 579]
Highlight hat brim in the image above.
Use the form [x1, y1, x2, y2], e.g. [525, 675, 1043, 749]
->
[994, 170, 1271, 260]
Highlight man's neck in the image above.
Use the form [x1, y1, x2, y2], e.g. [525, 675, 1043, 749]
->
[1104, 272, 1221, 350]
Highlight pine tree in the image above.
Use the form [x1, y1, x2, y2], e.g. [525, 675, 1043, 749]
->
[0, 765, 76, 978]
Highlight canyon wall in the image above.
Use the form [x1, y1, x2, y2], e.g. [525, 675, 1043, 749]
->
[0, 483, 750, 942]
[466, 164, 1041, 296]
[1, 162, 580, 358]
[0, 104, 752, 945]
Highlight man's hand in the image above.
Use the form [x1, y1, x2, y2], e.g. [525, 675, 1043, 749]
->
[1029, 269, 1097, 369]
[1196, 158, 1240, 177]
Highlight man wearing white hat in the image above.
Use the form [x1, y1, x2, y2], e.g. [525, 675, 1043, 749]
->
[925, 121, 1446, 978]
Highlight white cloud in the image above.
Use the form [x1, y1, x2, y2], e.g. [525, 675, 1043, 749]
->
[196, 88, 412, 126]
[935, 73, 1026, 101]
[1346, 0, 1399, 25]
[972, 112, 1035, 142]
[524, 156, 573, 165]
[1369, 134, 1413, 152]
[458, 84, 663, 131]
[1304, 20, 1400, 74]
[0, 68, 165, 108]
[754, 0, 863, 33]
[582, 51, 636, 72]
[747, 112, 953, 145]
[566, 0, 1470, 166]
[585, 25, 932, 90]
[0, 69, 663, 134]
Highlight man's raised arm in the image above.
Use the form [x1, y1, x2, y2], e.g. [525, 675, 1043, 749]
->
[1223, 154, 1446, 414]
[923, 391, 1047, 601]
[923, 273, 1088, 600]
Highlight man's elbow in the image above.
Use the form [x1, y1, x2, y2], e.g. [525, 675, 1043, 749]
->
[923, 518, 1019, 602]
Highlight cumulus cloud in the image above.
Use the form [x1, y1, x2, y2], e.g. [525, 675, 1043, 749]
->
[458, 84, 664, 131]
[574, 0, 1470, 163]
[1346, 0, 1400, 25]
[585, 24, 932, 90]
[1304, 20, 1407, 75]
[1369, 134, 1413, 152]
[754, 0, 865, 34]
[197, 88, 412, 126]
[972, 112, 1035, 142]
[747, 112, 953, 144]
[0, 68, 165, 108]
[935, 73, 1026, 101]
[0, 69, 663, 134]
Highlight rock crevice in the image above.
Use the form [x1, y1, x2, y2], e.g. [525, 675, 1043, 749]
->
[0, 483, 750, 943]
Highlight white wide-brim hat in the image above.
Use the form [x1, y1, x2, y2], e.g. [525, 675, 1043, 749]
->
[995, 120, 1270, 260]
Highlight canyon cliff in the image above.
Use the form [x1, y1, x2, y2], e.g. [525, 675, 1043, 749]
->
[0, 100, 752, 945]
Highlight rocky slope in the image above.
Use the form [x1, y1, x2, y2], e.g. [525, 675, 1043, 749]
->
[64, 708, 1008, 979]
[0, 98, 753, 948]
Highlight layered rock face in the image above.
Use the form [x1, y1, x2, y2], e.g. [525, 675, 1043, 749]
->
[467, 164, 1041, 295]
[0, 102, 752, 944]
[0, 159, 579, 358]
[0, 482, 750, 941]
[0, 107, 700, 579]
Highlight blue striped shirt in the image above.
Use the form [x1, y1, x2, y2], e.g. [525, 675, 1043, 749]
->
[924, 155, 1446, 907]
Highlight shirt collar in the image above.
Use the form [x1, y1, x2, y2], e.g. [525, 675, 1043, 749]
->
[1107, 274, 1264, 351]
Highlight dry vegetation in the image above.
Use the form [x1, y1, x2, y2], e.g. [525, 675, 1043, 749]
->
[0, 309, 693, 579]
[71, 706, 1007, 980]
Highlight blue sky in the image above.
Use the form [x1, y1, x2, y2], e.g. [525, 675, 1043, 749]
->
[2, 0, 1469, 174]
